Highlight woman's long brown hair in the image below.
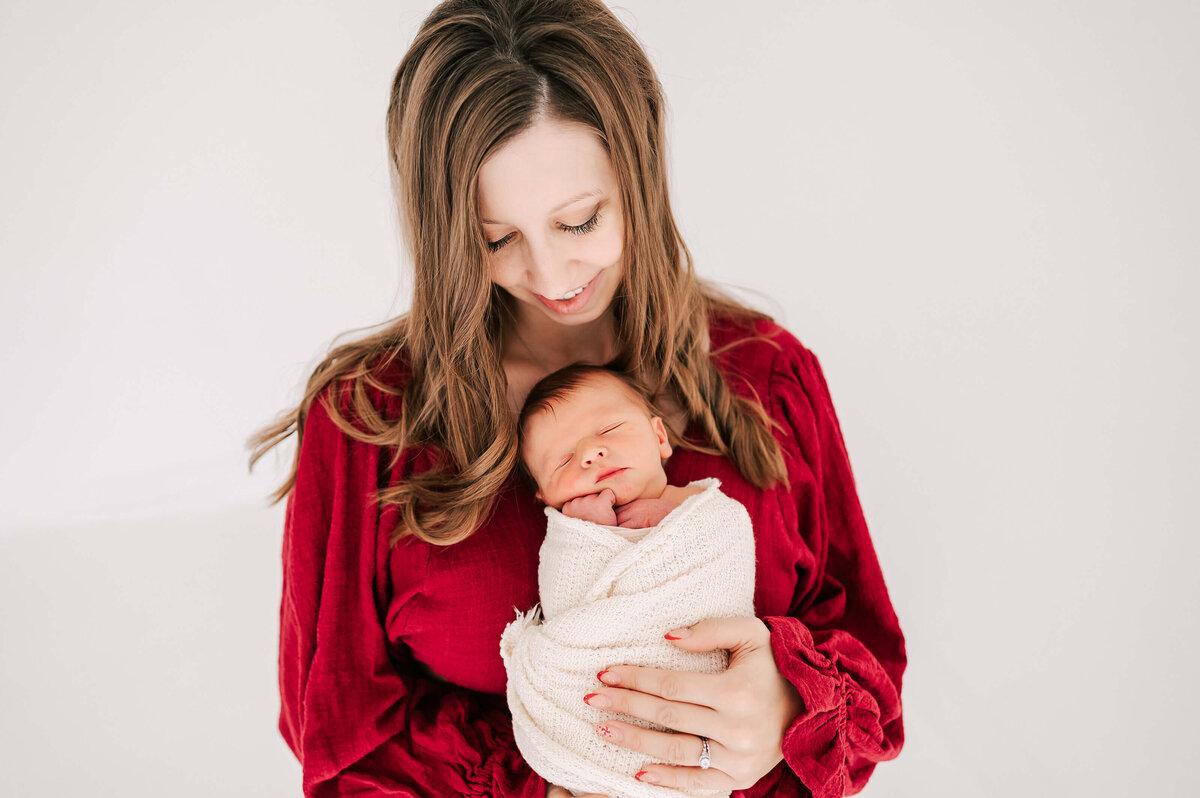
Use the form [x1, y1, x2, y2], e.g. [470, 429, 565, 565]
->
[248, 0, 786, 546]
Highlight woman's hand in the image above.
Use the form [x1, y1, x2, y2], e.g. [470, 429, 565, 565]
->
[546, 784, 607, 798]
[584, 617, 804, 793]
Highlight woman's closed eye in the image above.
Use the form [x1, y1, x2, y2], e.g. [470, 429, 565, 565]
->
[600, 423, 622, 434]
[485, 210, 602, 254]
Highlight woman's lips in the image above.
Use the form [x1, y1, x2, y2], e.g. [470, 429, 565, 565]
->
[534, 272, 600, 314]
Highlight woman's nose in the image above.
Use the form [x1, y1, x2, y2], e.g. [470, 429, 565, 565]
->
[524, 239, 568, 296]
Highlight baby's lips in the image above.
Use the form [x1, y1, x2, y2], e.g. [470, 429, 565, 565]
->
[594, 466, 628, 484]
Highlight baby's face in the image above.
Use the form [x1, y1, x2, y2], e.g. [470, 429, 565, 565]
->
[522, 373, 672, 510]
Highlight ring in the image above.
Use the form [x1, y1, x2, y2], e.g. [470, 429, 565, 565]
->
[697, 736, 711, 770]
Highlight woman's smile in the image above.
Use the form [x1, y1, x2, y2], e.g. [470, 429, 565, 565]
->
[534, 272, 602, 315]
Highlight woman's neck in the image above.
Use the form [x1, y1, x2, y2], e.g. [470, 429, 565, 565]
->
[507, 304, 620, 373]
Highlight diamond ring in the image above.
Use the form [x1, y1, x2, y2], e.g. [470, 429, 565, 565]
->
[698, 736, 711, 770]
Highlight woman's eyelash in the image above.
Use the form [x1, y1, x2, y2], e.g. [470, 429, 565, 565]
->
[486, 210, 601, 254]
[601, 423, 621, 434]
[566, 211, 601, 237]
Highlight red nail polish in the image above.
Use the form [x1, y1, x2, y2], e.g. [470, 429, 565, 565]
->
[597, 670, 622, 685]
[597, 724, 614, 738]
[664, 632, 680, 640]
[635, 770, 656, 783]
[584, 692, 599, 705]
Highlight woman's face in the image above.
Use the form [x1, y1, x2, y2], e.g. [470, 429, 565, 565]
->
[477, 116, 625, 328]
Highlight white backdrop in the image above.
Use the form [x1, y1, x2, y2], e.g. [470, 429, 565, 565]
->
[1, 1, 1197, 796]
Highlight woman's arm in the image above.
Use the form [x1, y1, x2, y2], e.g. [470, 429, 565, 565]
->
[279, 389, 549, 798]
[761, 340, 906, 797]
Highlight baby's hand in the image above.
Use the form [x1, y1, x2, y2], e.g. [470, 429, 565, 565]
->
[615, 498, 677, 529]
[561, 488, 618, 525]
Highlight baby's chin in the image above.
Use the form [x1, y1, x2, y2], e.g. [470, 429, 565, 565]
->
[548, 475, 663, 510]
[603, 482, 661, 507]
[551, 487, 626, 509]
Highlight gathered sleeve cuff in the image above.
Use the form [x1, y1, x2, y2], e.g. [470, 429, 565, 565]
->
[762, 617, 900, 798]
[756, 332, 906, 797]
[278, 383, 546, 798]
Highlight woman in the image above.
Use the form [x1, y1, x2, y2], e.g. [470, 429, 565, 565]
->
[250, 1, 906, 796]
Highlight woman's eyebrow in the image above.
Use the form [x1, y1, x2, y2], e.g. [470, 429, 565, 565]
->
[480, 188, 603, 225]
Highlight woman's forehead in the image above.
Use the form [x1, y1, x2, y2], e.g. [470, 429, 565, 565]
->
[477, 119, 614, 225]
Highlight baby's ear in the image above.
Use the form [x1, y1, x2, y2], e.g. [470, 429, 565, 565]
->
[651, 416, 672, 458]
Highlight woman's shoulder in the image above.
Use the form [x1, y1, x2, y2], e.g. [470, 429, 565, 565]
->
[704, 308, 841, 451]
[307, 340, 415, 436]
[706, 307, 815, 388]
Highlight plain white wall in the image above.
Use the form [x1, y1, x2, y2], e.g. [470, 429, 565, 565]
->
[1, 1, 1197, 796]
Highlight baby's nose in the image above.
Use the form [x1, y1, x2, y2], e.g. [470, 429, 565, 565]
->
[581, 445, 607, 467]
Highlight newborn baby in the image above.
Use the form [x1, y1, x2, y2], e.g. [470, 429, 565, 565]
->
[499, 365, 756, 798]
[520, 365, 704, 533]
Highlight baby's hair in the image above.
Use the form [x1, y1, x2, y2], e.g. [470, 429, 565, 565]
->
[516, 364, 657, 486]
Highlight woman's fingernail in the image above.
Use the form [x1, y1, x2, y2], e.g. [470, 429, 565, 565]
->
[597, 724, 621, 741]
[635, 770, 657, 783]
[664, 627, 691, 640]
[584, 692, 610, 708]
[597, 670, 620, 685]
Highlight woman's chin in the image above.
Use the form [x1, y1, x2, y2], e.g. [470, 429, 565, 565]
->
[537, 306, 606, 327]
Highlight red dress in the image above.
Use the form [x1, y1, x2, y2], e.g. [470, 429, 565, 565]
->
[278, 314, 906, 797]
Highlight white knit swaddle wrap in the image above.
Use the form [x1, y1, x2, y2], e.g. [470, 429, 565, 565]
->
[499, 479, 756, 798]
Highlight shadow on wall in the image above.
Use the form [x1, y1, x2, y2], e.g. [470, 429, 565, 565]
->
[0, 503, 299, 798]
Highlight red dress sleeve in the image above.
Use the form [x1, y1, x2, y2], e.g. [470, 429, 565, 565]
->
[760, 336, 906, 798]
[278, 389, 547, 798]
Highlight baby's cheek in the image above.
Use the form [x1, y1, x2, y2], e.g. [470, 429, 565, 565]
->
[561, 474, 588, 501]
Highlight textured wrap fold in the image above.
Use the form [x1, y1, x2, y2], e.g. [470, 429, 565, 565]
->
[500, 479, 757, 798]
